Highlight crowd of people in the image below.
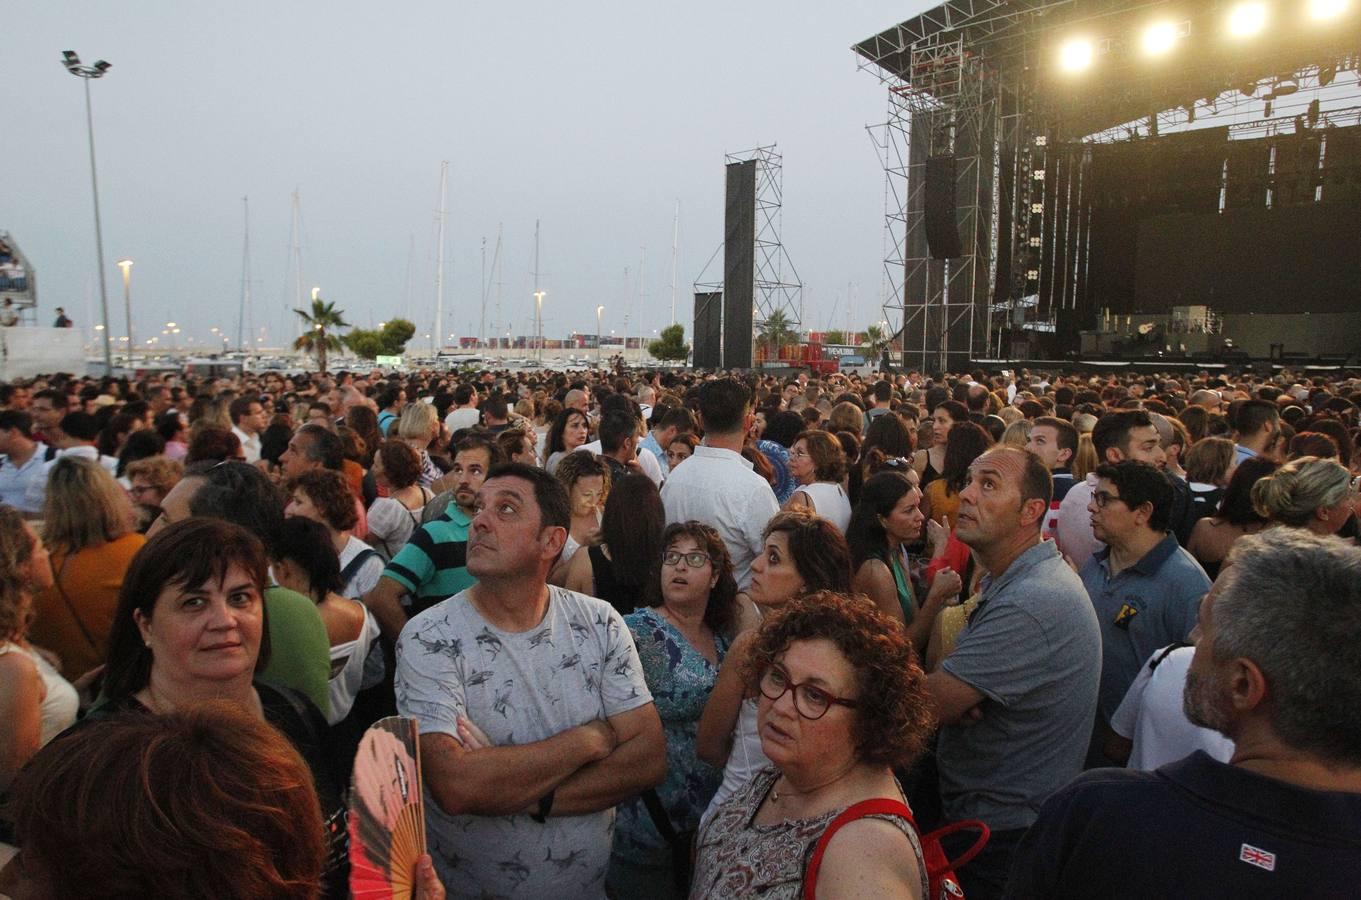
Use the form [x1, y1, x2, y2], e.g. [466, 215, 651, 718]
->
[1, 361, 1360, 898]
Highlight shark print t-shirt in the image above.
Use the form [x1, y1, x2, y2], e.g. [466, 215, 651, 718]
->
[396, 585, 653, 899]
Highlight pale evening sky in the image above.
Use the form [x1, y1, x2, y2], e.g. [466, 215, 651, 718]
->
[6, 1, 920, 353]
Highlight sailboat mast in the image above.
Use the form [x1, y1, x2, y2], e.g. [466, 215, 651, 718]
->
[238, 196, 252, 352]
[494, 224, 504, 353]
[669, 200, 679, 326]
[292, 190, 304, 340]
[434, 161, 448, 356]
[532, 219, 542, 362]
[479, 237, 487, 349]
[637, 247, 646, 363]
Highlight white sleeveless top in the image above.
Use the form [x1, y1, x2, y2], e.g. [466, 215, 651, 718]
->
[326, 601, 380, 725]
[700, 698, 773, 829]
[0, 642, 78, 745]
[794, 482, 852, 533]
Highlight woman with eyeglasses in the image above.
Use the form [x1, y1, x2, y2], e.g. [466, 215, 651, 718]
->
[691, 592, 933, 899]
[697, 511, 852, 829]
[607, 522, 741, 898]
[782, 430, 852, 533]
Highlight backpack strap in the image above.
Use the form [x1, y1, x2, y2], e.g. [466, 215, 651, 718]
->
[640, 788, 678, 843]
[1149, 641, 1189, 672]
[804, 799, 914, 900]
[340, 548, 381, 592]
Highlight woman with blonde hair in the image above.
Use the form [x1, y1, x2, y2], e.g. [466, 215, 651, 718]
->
[0, 506, 78, 794]
[1251, 455, 1356, 536]
[30, 457, 145, 678]
[396, 401, 443, 487]
[1071, 432, 1100, 481]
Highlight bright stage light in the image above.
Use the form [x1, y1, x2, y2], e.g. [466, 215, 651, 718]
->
[1143, 21, 1178, 55]
[1059, 38, 1094, 72]
[1228, 3, 1268, 37]
[1310, 0, 1348, 19]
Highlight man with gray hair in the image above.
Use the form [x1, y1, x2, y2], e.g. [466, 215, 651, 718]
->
[1008, 530, 1361, 896]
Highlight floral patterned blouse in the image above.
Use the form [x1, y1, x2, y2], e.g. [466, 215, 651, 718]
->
[613, 607, 730, 866]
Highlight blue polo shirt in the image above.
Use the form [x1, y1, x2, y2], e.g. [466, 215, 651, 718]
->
[1080, 533, 1211, 721]
[1007, 752, 1361, 897]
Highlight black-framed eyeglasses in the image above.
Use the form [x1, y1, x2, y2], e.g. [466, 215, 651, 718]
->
[662, 550, 711, 568]
[759, 664, 858, 720]
[1091, 490, 1125, 509]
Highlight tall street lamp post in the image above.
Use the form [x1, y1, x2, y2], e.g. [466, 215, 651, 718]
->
[117, 258, 133, 360]
[62, 50, 115, 376]
[596, 305, 604, 365]
[534, 290, 546, 363]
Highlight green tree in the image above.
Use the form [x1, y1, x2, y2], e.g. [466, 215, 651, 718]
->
[823, 329, 847, 345]
[293, 297, 349, 373]
[648, 323, 690, 361]
[379, 318, 416, 355]
[756, 310, 798, 354]
[862, 323, 892, 364]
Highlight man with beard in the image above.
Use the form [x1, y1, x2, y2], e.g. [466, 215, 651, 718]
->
[1008, 530, 1361, 896]
[395, 462, 663, 897]
[362, 433, 501, 640]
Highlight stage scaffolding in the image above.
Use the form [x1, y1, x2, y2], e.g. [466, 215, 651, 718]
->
[856, 0, 1361, 367]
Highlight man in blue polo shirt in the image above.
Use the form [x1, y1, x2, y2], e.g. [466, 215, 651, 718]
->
[1081, 460, 1210, 764]
[1008, 530, 1361, 897]
[362, 434, 500, 641]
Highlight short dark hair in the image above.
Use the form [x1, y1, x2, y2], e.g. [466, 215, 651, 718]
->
[482, 393, 509, 421]
[1233, 398, 1280, 437]
[1092, 410, 1154, 460]
[228, 396, 259, 425]
[0, 409, 33, 436]
[59, 411, 100, 442]
[189, 461, 287, 550]
[1218, 456, 1277, 526]
[453, 431, 503, 465]
[485, 462, 570, 533]
[763, 410, 806, 448]
[452, 383, 476, 405]
[598, 410, 636, 454]
[872, 380, 893, 403]
[103, 518, 271, 701]
[32, 388, 68, 410]
[287, 468, 358, 532]
[657, 406, 695, 433]
[296, 423, 344, 470]
[697, 378, 751, 434]
[1033, 416, 1078, 456]
[1094, 460, 1174, 532]
[273, 516, 343, 603]
[186, 426, 242, 464]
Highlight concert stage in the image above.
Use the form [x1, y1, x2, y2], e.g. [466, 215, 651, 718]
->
[855, 0, 1361, 374]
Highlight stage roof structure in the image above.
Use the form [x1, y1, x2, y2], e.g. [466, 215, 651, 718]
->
[855, 0, 1361, 139]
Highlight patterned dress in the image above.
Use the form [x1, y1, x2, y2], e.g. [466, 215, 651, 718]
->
[690, 768, 929, 900]
[612, 607, 729, 867]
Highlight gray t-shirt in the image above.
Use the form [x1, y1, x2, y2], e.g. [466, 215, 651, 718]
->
[938, 540, 1102, 832]
[396, 586, 653, 898]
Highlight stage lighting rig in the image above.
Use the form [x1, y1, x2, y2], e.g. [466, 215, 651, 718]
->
[1142, 21, 1179, 55]
[1228, 3, 1268, 37]
[1309, 0, 1348, 20]
[1059, 37, 1094, 73]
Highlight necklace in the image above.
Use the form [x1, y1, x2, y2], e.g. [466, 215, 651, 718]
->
[770, 767, 855, 804]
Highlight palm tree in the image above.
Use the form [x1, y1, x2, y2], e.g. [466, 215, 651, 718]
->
[293, 296, 349, 374]
[757, 310, 798, 355]
[862, 323, 892, 364]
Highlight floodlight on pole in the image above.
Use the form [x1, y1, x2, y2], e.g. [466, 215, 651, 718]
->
[1142, 21, 1179, 55]
[1228, 3, 1268, 37]
[534, 289, 546, 362]
[117, 259, 134, 359]
[1309, 0, 1348, 19]
[1058, 38, 1094, 73]
[62, 49, 115, 376]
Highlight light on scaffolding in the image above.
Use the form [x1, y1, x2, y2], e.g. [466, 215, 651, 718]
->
[1310, 0, 1348, 19]
[1228, 3, 1267, 37]
[1058, 38, 1094, 72]
[1142, 21, 1179, 55]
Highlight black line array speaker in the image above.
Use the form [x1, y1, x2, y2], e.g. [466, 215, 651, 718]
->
[693, 292, 723, 369]
[925, 155, 963, 260]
